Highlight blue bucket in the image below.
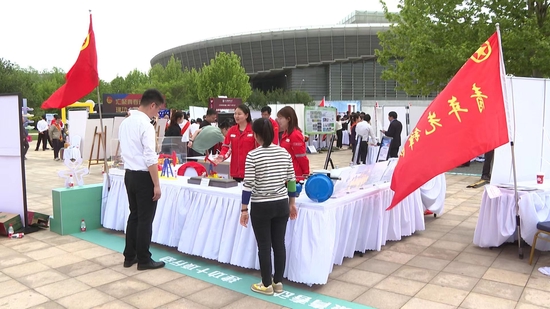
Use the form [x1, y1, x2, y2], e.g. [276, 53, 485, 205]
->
[305, 173, 334, 203]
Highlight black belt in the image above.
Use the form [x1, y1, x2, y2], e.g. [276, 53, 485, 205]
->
[125, 169, 148, 173]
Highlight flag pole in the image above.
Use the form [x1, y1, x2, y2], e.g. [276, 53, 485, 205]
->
[496, 23, 522, 259]
[90, 9, 109, 188]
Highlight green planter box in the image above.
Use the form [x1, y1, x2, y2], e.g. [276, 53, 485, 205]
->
[50, 183, 103, 235]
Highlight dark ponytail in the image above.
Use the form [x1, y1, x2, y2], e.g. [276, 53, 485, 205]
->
[252, 118, 274, 147]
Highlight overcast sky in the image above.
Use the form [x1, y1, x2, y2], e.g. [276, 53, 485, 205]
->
[1, 0, 400, 82]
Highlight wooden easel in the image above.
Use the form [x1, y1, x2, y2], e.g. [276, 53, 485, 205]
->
[88, 126, 107, 169]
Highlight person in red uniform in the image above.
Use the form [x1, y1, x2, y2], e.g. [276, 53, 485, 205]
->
[276, 106, 310, 181]
[261, 106, 279, 145]
[214, 104, 257, 182]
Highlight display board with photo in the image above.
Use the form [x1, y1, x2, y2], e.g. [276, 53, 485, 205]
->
[304, 106, 337, 135]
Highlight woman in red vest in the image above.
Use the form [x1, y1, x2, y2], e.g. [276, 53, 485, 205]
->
[214, 104, 256, 182]
[277, 106, 310, 181]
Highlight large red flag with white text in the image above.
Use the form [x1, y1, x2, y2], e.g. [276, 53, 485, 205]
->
[42, 14, 98, 109]
[388, 32, 509, 210]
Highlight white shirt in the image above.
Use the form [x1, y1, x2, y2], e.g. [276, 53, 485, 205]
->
[37, 119, 48, 133]
[119, 110, 158, 171]
[355, 121, 378, 144]
[180, 120, 190, 142]
[189, 123, 200, 136]
[335, 121, 343, 131]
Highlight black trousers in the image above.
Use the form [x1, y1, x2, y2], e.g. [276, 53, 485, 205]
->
[482, 150, 494, 178]
[336, 129, 343, 148]
[389, 146, 399, 158]
[52, 139, 63, 159]
[250, 199, 290, 287]
[124, 170, 158, 264]
[357, 141, 368, 164]
[35, 132, 49, 150]
[22, 139, 29, 157]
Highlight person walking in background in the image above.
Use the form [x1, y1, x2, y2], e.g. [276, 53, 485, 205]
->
[277, 106, 310, 181]
[200, 108, 218, 128]
[118, 89, 166, 271]
[48, 115, 64, 161]
[240, 118, 298, 296]
[214, 104, 257, 182]
[261, 106, 280, 145]
[355, 114, 378, 164]
[21, 116, 29, 160]
[335, 115, 343, 149]
[481, 149, 494, 181]
[381, 111, 403, 158]
[35, 114, 49, 151]
[349, 113, 359, 160]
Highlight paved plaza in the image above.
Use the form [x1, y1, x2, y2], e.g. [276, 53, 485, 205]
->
[1, 141, 549, 309]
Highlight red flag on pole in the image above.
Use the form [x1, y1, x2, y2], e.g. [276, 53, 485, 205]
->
[319, 96, 325, 107]
[387, 32, 509, 210]
[41, 14, 99, 109]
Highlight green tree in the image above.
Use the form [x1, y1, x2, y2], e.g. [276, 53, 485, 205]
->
[124, 69, 149, 93]
[198, 52, 252, 104]
[376, 0, 550, 96]
[181, 68, 201, 108]
[149, 55, 187, 109]
[246, 89, 267, 109]
[109, 76, 128, 93]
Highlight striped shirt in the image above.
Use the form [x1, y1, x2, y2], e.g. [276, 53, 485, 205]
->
[243, 144, 296, 203]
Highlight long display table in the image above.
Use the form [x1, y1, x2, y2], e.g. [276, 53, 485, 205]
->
[474, 183, 550, 251]
[102, 169, 445, 285]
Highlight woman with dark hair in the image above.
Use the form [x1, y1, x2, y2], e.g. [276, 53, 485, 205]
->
[240, 118, 297, 296]
[48, 115, 64, 161]
[162, 111, 184, 158]
[276, 106, 310, 181]
[165, 112, 184, 137]
[215, 104, 256, 181]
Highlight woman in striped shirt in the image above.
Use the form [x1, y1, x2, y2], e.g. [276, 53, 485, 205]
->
[240, 118, 298, 296]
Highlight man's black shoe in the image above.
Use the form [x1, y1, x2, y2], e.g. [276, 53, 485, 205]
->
[123, 257, 138, 268]
[137, 260, 165, 271]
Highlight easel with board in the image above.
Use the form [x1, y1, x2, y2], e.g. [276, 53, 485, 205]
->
[88, 126, 107, 169]
[323, 134, 336, 170]
[304, 106, 338, 170]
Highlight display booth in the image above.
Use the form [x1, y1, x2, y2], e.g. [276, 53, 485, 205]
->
[474, 77, 550, 251]
[100, 154, 446, 285]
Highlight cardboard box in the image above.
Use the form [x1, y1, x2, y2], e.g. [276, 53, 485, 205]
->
[27, 211, 50, 228]
[0, 212, 23, 236]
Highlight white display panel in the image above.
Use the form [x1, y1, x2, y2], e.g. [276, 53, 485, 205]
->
[67, 110, 88, 151]
[492, 77, 548, 185]
[0, 94, 27, 224]
[408, 105, 429, 134]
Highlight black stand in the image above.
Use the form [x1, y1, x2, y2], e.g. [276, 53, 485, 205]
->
[323, 134, 336, 170]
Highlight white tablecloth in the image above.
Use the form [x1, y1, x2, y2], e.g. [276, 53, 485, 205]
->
[474, 183, 550, 251]
[102, 169, 445, 285]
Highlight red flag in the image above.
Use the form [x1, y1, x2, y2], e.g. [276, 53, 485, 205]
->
[41, 14, 99, 109]
[387, 32, 509, 210]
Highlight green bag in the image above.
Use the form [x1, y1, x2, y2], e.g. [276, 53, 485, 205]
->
[191, 126, 225, 154]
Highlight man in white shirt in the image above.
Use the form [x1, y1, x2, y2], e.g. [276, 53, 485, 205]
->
[189, 119, 200, 136]
[354, 114, 378, 164]
[118, 89, 166, 271]
[35, 115, 50, 151]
